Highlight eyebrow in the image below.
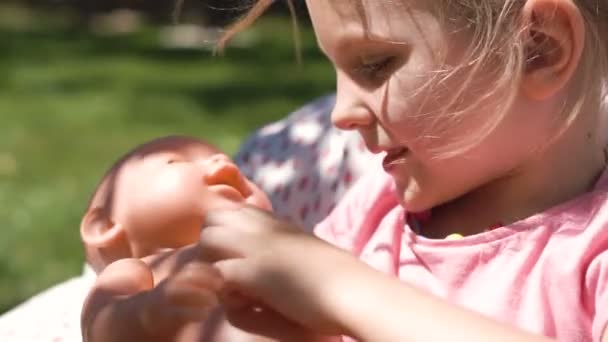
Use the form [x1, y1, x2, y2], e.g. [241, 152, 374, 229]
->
[319, 31, 409, 63]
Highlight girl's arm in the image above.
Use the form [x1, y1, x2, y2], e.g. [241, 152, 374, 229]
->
[201, 207, 556, 342]
[337, 266, 553, 342]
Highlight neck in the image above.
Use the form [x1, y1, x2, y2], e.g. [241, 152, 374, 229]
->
[424, 112, 606, 239]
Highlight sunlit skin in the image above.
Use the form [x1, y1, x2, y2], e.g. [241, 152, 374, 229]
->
[307, 0, 605, 238]
[81, 136, 272, 267]
[80, 136, 274, 342]
[191, 1, 608, 342]
[83, 0, 608, 341]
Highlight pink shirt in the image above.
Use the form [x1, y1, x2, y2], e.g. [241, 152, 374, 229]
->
[315, 166, 608, 341]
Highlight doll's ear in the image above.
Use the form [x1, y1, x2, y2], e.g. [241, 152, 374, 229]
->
[80, 207, 125, 248]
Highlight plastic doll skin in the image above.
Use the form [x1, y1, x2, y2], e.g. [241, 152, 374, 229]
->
[80, 136, 276, 342]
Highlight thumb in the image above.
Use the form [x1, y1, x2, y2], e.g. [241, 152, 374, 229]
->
[82, 259, 154, 340]
[95, 258, 154, 295]
[215, 258, 313, 340]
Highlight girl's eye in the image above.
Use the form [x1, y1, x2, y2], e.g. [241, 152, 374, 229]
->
[353, 56, 395, 80]
[166, 159, 181, 164]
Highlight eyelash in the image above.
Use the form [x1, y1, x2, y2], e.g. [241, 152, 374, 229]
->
[353, 56, 395, 80]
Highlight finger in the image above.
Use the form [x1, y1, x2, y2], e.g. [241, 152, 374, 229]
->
[199, 225, 248, 263]
[214, 259, 263, 298]
[238, 205, 304, 235]
[156, 262, 224, 308]
[161, 306, 215, 322]
[218, 288, 254, 311]
[200, 206, 295, 262]
[139, 292, 215, 336]
[203, 205, 279, 235]
[173, 261, 224, 292]
[201, 207, 246, 229]
[213, 258, 273, 302]
[140, 283, 219, 334]
[162, 282, 220, 308]
[244, 180, 273, 211]
[95, 258, 154, 295]
[142, 244, 203, 279]
[239, 205, 279, 221]
[224, 305, 321, 342]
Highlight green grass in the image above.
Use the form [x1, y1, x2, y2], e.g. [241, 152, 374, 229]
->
[0, 10, 335, 313]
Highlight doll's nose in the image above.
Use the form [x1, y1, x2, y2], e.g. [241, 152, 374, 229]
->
[202, 154, 240, 185]
[202, 154, 252, 197]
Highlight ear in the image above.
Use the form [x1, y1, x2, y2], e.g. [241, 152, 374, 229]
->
[521, 0, 585, 100]
[80, 207, 126, 249]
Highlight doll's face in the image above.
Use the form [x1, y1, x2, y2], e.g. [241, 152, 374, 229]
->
[110, 142, 271, 256]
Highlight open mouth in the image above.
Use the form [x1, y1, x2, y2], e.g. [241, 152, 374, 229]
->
[382, 147, 410, 171]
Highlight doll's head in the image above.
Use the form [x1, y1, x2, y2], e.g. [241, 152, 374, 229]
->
[81, 135, 271, 272]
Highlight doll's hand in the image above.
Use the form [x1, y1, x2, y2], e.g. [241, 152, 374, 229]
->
[200, 206, 367, 339]
[82, 258, 223, 342]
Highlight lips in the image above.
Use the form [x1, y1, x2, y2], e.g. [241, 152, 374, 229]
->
[205, 163, 252, 199]
[382, 147, 409, 171]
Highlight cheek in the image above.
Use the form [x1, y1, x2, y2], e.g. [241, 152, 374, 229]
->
[245, 182, 272, 211]
[131, 172, 204, 226]
[382, 77, 446, 150]
[152, 172, 204, 213]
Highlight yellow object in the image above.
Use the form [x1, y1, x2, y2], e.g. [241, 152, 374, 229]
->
[446, 233, 464, 240]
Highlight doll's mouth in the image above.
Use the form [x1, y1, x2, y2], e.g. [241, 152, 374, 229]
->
[206, 163, 253, 199]
[208, 184, 247, 202]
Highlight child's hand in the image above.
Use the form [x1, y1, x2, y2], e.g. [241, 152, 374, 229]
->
[82, 258, 223, 342]
[200, 206, 369, 338]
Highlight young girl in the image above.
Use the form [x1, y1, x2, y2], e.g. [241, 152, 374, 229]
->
[198, 0, 608, 341]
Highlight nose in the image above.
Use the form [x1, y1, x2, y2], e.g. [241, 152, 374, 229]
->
[201, 153, 231, 177]
[331, 71, 374, 130]
[202, 154, 241, 185]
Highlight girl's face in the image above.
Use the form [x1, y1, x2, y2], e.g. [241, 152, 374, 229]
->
[307, 0, 560, 211]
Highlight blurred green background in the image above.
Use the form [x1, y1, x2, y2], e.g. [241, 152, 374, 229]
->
[0, 1, 334, 314]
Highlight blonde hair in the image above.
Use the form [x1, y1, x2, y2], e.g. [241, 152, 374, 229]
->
[216, 0, 302, 63]
[220, 0, 608, 157]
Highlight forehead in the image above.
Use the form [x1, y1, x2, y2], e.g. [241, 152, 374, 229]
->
[123, 143, 216, 172]
[134, 139, 217, 157]
[88, 139, 218, 212]
[114, 141, 218, 187]
[143, 143, 216, 159]
[306, 0, 438, 52]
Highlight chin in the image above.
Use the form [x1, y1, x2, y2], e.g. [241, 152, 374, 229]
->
[394, 184, 433, 213]
[245, 195, 273, 211]
[398, 197, 429, 213]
